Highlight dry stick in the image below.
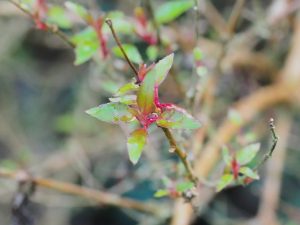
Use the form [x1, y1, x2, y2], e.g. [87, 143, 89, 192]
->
[144, 0, 162, 45]
[227, 0, 245, 36]
[0, 169, 159, 214]
[255, 118, 279, 170]
[8, 0, 75, 49]
[105, 19, 139, 79]
[161, 127, 198, 183]
[105, 18, 197, 183]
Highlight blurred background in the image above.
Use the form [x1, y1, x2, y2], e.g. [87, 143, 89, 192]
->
[0, 0, 300, 225]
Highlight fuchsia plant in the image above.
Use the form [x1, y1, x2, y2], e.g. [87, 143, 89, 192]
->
[86, 53, 201, 164]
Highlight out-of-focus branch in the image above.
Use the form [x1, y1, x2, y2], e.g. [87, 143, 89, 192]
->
[227, 0, 245, 35]
[8, 0, 75, 48]
[0, 169, 159, 214]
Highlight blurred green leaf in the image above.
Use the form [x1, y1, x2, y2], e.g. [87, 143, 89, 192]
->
[154, 189, 169, 198]
[156, 107, 201, 129]
[54, 114, 74, 133]
[193, 47, 203, 61]
[155, 0, 194, 24]
[240, 167, 259, 180]
[228, 109, 243, 125]
[115, 82, 139, 96]
[71, 27, 97, 44]
[176, 181, 194, 192]
[222, 146, 232, 166]
[112, 44, 143, 64]
[65, 1, 90, 21]
[216, 174, 234, 192]
[236, 143, 260, 165]
[86, 103, 134, 124]
[74, 40, 99, 65]
[146, 45, 159, 61]
[127, 128, 147, 164]
[48, 6, 72, 29]
[0, 160, 18, 170]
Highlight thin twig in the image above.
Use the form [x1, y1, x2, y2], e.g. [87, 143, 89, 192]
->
[0, 169, 159, 214]
[105, 18, 139, 79]
[227, 0, 245, 35]
[8, 0, 75, 48]
[255, 118, 279, 170]
[161, 127, 198, 184]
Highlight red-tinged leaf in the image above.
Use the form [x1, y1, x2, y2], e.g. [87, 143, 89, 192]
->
[154, 53, 174, 86]
[86, 102, 134, 124]
[137, 68, 156, 115]
[156, 107, 201, 129]
[216, 174, 234, 192]
[127, 128, 147, 164]
[236, 143, 260, 165]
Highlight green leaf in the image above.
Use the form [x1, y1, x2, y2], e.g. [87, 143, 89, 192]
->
[176, 182, 194, 192]
[222, 146, 232, 166]
[112, 44, 143, 64]
[74, 40, 99, 65]
[155, 0, 194, 24]
[239, 167, 259, 180]
[127, 128, 147, 164]
[109, 95, 136, 105]
[115, 82, 139, 96]
[153, 53, 174, 86]
[137, 68, 156, 115]
[47, 6, 72, 29]
[216, 174, 234, 192]
[193, 47, 203, 61]
[86, 102, 134, 124]
[103, 19, 134, 34]
[154, 189, 169, 198]
[65, 1, 90, 22]
[156, 107, 201, 129]
[146, 45, 159, 61]
[71, 27, 97, 45]
[236, 143, 260, 165]
[228, 109, 243, 125]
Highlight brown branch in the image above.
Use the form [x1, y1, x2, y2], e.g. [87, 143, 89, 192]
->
[161, 127, 198, 184]
[8, 0, 75, 49]
[227, 0, 245, 35]
[105, 18, 139, 79]
[0, 168, 159, 214]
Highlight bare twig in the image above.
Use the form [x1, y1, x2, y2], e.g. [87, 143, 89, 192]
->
[161, 127, 198, 184]
[8, 0, 75, 48]
[255, 118, 279, 170]
[227, 0, 245, 35]
[0, 169, 159, 214]
[105, 18, 139, 79]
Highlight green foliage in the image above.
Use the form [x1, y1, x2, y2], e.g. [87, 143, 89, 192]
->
[176, 181, 194, 192]
[146, 46, 159, 61]
[239, 167, 259, 180]
[216, 174, 234, 192]
[115, 82, 139, 96]
[155, 0, 194, 24]
[156, 107, 201, 129]
[48, 6, 72, 29]
[71, 28, 99, 65]
[236, 143, 260, 165]
[65, 1, 90, 21]
[112, 44, 143, 64]
[86, 103, 133, 124]
[222, 146, 232, 165]
[137, 67, 156, 115]
[153, 53, 174, 85]
[154, 189, 169, 198]
[127, 128, 147, 164]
